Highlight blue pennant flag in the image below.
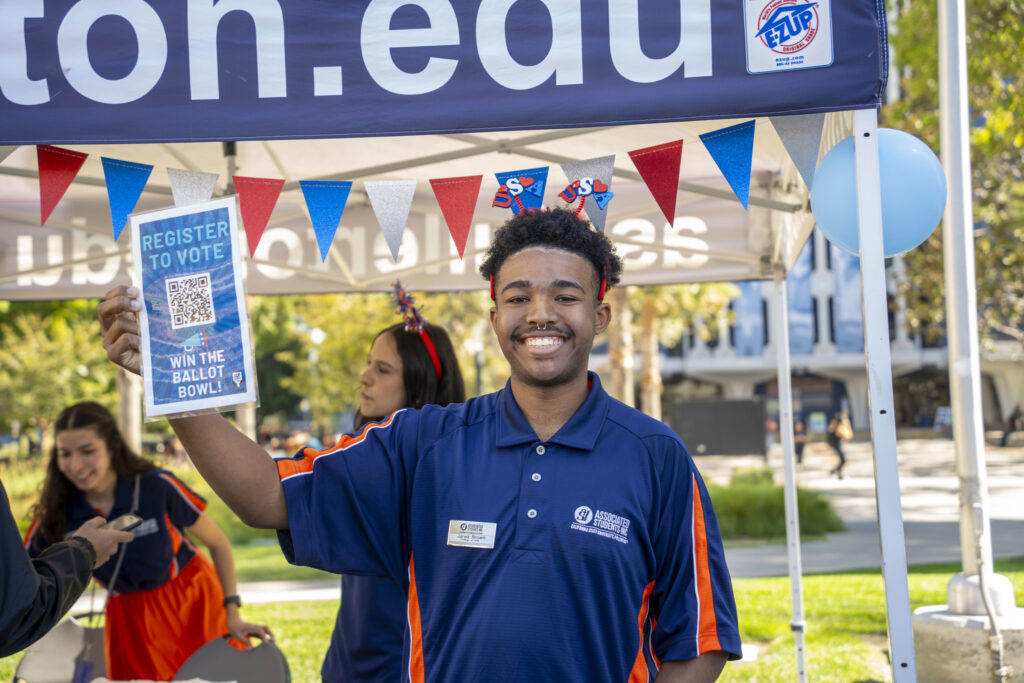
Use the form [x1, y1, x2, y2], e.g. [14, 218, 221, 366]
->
[493, 166, 548, 214]
[101, 157, 154, 239]
[299, 180, 353, 261]
[700, 120, 756, 210]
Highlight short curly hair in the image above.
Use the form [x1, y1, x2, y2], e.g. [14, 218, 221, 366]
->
[480, 207, 623, 298]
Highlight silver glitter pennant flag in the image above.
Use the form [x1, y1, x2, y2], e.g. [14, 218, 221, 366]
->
[559, 155, 616, 232]
[770, 113, 825, 191]
[365, 179, 417, 261]
[167, 168, 220, 207]
[0, 146, 17, 165]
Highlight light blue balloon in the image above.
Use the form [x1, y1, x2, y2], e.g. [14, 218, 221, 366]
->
[810, 129, 947, 257]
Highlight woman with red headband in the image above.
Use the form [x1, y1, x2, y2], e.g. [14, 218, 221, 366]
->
[322, 284, 466, 683]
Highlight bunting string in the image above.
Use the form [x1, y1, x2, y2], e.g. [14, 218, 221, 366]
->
[31, 117, 819, 260]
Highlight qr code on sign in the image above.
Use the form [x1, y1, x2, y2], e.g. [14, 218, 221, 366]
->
[166, 273, 216, 330]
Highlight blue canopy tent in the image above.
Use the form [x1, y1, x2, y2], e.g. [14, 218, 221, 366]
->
[1, 2, 919, 679]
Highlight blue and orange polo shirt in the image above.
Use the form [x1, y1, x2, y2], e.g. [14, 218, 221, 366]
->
[277, 373, 741, 682]
[25, 468, 206, 593]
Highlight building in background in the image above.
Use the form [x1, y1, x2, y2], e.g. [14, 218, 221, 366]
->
[596, 227, 1024, 453]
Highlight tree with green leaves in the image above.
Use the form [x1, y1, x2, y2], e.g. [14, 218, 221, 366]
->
[602, 282, 740, 415]
[883, 0, 1024, 346]
[249, 296, 304, 426]
[0, 303, 117, 444]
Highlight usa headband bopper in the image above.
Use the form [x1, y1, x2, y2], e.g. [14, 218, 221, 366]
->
[489, 266, 607, 302]
[392, 281, 443, 381]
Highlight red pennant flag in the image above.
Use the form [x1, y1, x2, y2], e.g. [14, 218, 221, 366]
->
[233, 176, 285, 257]
[37, 145, 88, 225]
[628, 140, 682, 226]
[429, 175, 482, 258]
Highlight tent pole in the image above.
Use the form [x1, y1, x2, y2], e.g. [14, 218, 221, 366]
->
[772, 268, 807, 682]
[224, 141, 258, 441]
[852, 107, 916, 680]
[937, 0, 1016, 614]
[117, 367, 142, 456]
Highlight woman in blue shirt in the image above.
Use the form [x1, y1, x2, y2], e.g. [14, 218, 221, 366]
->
[25, 401, 270, 681]
[321, 292, 465, 682]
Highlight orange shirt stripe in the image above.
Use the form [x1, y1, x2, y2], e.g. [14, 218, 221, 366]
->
[166, 514, 182, 554]
[692, 474, 722, 654]
[159, 472, 207, 513]
[628, 580, 655, 683]
[407, 554, 425, 683]
[23, 517, 40, 548]
[276, 412, 400, 481]
[165, 514, 181, 580]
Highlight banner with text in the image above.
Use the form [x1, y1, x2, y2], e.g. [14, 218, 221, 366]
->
[2, 1, 886, 144]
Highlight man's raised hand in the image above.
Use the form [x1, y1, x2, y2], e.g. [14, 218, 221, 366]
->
[98, 285, 144, 376]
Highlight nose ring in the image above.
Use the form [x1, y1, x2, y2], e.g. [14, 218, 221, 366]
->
[538, 322, 548, 331]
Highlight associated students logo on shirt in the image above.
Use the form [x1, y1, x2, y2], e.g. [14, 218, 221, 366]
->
[571, 506, 631, 544]
[134, 517, 159, 537]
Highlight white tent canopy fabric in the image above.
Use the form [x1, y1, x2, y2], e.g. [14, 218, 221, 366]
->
[0, 116, 855, 299]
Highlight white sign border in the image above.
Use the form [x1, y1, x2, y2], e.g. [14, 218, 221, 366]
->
[130, 196, 257, 418]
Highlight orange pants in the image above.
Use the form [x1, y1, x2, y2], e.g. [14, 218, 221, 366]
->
[104, 553, 227, 681]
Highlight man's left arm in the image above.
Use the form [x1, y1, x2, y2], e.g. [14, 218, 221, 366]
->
[654, 652, 727, 682]
[647, 437, 742, 673]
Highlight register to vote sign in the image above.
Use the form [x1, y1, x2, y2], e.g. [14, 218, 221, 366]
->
[130, 197, 257, 418]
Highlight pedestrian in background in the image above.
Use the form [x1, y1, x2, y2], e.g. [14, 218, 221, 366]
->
[793, 420, 807, 465]
[827, 412, 853, 479]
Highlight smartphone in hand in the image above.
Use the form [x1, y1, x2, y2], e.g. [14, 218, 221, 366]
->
[102, 514, 143, 532]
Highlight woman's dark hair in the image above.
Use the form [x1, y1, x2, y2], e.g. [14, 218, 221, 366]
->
[479, 207, 623, 296]
[32, 401, 155, 545]
[354, 322, 466, 429]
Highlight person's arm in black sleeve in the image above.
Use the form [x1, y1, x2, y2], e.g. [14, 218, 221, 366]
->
[0, 481, 132, 657]
[0, 480, 94, 656]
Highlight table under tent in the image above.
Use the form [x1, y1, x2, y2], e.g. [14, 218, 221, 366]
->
[1, 2, 920, 680]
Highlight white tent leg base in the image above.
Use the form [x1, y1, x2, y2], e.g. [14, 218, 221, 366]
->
[913, 606, 1024, 683]
[947, 572, 1018, 617]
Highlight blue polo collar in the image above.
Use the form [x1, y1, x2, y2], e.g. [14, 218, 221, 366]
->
[67, 472, 135, 519]
[495, 371, 610, 450]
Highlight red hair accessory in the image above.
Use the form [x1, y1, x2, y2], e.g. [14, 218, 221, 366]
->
[392, 281, 443, 381]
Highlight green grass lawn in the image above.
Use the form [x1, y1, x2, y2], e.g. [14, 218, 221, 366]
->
[4, 557, 1021, 682]
[4, 458, 1020, 681]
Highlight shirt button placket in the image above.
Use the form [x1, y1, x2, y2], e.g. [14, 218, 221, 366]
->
[524, 444, 545, 529]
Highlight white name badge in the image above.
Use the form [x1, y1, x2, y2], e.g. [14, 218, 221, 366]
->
[446, 520, 497, 549]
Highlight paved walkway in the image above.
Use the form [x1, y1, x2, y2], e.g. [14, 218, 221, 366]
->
[71, 438, 1024, 611]
[707, 438, 1024, 578]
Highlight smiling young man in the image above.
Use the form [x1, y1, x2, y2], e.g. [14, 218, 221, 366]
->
[99, 207, 740, 682]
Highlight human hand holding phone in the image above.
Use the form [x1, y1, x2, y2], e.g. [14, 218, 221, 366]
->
[101, 514, 143, 532]
[73, 517, 135, 568]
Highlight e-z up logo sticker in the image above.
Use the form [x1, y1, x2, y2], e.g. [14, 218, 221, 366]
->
[744, 0, 833, 74]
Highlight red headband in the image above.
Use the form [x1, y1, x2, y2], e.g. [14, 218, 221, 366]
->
[391, 281, 443, 381]
[489, 267, 607, 301]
